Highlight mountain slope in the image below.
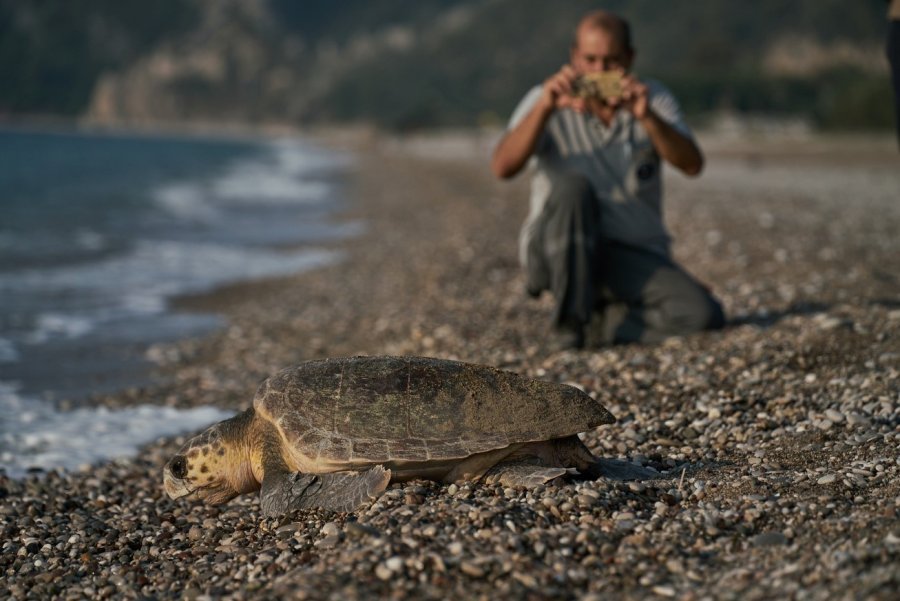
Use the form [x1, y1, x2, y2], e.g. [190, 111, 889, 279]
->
[0, 0, 892, 130]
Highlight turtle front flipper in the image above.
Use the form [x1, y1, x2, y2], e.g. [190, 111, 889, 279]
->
[260, 466, 391, 516]
[481, 459, 568, 487]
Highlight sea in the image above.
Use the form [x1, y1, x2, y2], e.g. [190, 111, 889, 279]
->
[0, 126, 359, 477]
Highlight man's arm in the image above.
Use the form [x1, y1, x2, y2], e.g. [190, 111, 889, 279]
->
[490, 100, 553, 179]
[618, 75, 704, 177]
[639, 110, 704, 176]
[491, 65, 584, 180]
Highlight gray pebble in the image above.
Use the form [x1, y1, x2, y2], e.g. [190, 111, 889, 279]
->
[824, 409, 845, 423]
[752, 532, 788, 547]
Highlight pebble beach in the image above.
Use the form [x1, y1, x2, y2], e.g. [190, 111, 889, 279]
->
[2, 129, 899, 600]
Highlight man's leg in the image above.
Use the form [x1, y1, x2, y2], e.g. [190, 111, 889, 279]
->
[593, 243, 724, 345]
[525, 170, 602, 346]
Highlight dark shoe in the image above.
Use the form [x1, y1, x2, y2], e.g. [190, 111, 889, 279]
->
[583, 306, 610, 348]
[526, 285, 543, 299]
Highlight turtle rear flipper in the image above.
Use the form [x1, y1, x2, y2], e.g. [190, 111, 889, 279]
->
[260, 466, 391, 516]
[481, 459, 568, 487]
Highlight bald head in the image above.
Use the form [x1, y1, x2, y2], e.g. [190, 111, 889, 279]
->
[569, 10, 634, 75]
[574, 10, 633, 53]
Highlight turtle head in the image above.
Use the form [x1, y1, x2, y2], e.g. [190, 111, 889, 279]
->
[164, 408, 260, 506]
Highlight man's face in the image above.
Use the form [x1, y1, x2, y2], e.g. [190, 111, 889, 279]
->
[570, 27, 633, 74]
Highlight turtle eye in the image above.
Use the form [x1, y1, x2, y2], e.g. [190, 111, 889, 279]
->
[170, 456, 187, 479]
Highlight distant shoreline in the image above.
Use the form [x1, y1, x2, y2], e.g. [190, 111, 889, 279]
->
[3, 111, 896, 154]
[0, 114, 311, 142]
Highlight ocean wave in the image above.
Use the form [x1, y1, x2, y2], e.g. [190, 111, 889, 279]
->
[0, 131, 356, 412]
[212, 160, 330, 205]
[154, 182, 222, 222]
[0, 380, 234, 478]
[1, 241, 340, 343]
[152, 138, 349, 224]
[1, 240, 340, 301]
[26, 313, 95, 344]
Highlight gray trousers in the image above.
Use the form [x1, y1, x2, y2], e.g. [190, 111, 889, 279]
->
[525, 170, 724, 345]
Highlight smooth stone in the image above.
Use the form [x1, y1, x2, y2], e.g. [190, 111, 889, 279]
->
[576, 495, 595, 507]
[816, 420, 833, 431]
[824, 409, 845, 423]
[345, 522, 380, 539]
[459, 561, 485, 578]
[276, 523, 303, 536]
[313, 535, 340, 549]
[320, 522, 340, 538]
[752, 531, 788, 547]
[374, 564, 392, 581]
[847, 413, 871, 427]
[651, 584, 677, 597]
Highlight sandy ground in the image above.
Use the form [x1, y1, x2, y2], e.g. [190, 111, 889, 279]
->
[2, 129, 899, 600]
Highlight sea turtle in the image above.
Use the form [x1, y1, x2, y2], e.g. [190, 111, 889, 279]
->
[163, 355, 636, 515]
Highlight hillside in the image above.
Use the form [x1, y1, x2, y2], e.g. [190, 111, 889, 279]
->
[0, 0, 893, 130]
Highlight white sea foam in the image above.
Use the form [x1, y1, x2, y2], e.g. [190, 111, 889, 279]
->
[74, 228, 107, 251]
[152, 138, 348, 220]
[269, 137, 352, 173]
[0, 242, 341, 341]
[212, 161, 330, 205]
[154, 182, 221, 222]
[26, 313, 95, 344]
[0, 380, 233, 478]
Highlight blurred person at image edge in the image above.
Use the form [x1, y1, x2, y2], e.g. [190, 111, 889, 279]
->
[889, 0, 900, 147]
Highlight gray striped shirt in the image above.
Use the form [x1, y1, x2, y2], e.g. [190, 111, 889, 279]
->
[509, 79, 693, 262]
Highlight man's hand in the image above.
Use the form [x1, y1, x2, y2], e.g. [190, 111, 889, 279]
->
[605, 72, 648, 119]
[492, 65, 582, 179]
[540, 65, 588, 113]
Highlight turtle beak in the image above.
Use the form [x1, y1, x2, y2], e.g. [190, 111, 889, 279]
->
[163, 471, 193, 500]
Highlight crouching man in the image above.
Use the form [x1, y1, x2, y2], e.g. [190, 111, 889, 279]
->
[491, 10, 724, 349]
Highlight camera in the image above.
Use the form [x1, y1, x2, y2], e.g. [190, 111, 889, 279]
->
[571, 72, 623, 100]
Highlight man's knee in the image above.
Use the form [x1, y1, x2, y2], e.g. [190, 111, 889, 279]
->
[546, 171, 595, 215]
